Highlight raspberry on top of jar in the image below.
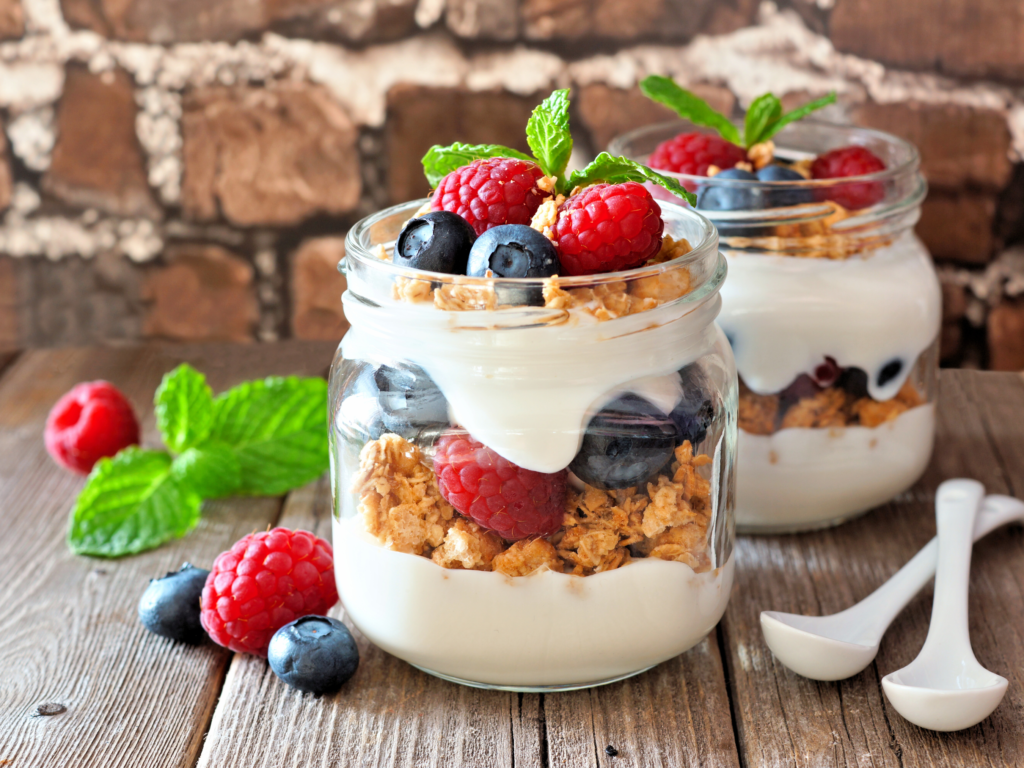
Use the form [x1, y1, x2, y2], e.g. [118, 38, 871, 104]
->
[379, 90, 702, 320]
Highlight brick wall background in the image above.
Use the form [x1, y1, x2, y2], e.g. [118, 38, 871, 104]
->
[1, 0, 1023, 369]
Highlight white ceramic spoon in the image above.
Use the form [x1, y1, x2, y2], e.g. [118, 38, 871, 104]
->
[761, 490, 1024, 682]
[881, 479, 1008, 731]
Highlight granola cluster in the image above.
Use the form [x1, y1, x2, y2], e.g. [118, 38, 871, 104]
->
[738, 377, 925, 435]
[351, 436, 714, 578]
[385, 235, 694, 318]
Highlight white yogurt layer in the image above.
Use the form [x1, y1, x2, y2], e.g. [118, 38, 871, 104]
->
[718, 232, 941, 402]
[334, 516, 734, 687]
[735, 403, 935, 531]
[341, 289, 721, 474]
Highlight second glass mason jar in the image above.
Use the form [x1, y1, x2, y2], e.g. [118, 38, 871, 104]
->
[329, 199, 736, 690]
[610, 120, 940, 533]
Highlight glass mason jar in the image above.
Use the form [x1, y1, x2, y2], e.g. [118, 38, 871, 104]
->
[610, 120, 940, 533]
[328, 198, 737, 690]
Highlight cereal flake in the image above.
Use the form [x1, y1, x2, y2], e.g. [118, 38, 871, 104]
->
[493, 538, 564, 577]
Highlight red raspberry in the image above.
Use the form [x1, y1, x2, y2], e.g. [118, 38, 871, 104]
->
[811, 145, 886, 210]
[552, 182, 664, 276]
[430, 157, 547, 236]
[44, 381, 140, 474]
[200, 528, 338, 657]
[433, 431, 567, 541]
[648, 132, 748, 181]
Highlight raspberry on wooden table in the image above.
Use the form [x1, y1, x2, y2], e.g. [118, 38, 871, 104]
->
[44, 381, 140, 474]
[200, 528, 338, 657]
[811, 145, 886, 210]
[430, 157, 547, 236]
[433, 431, 567, 541]
[552, 182, 665, 276]
[648, 133, 748, 179]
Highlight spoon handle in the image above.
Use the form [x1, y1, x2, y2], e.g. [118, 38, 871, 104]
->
[840, 493, 1022, 642]
[918, 479, 985, 660]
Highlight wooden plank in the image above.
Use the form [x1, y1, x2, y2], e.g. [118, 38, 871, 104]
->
[197, 479, 741, 768]
[723, 371, 1024, 768]
[0, 341, 337, 768]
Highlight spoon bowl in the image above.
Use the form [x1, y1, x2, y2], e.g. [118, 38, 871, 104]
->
[760, 494, 1024, 681]
[882, 659, 1008, 731]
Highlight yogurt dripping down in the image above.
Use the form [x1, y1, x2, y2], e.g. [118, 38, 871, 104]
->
[717, 231, 941, 402]
[341, 290, 722, 474]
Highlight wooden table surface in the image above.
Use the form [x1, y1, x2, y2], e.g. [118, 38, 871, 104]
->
[0, 342, 1021, 768]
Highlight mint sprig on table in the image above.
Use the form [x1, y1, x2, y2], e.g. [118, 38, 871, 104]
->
[639, 75, 836, 149]
[421, 88, 697, 206]
[68, 365, 328, 558]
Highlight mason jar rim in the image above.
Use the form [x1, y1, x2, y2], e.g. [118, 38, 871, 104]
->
[343, 197, 723, 292]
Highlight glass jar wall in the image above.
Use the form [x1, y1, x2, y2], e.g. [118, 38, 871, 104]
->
[329, 199, 737, 690]
[610, 120, 940, 533]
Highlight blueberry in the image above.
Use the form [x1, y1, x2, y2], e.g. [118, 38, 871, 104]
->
[757, 164, 815, 207]
[467, 224, 560, 306]
[877, 359, 904, 388]
[346, 362, 448, 441]
[837, 367, 869, 399]
[395, 211, 476, 274]
[671, 365, 715, 448]
[696, 168, 762, 212]
[570, 394, 679, 490]
[138, 563, 210, 644]
[268, 615, 359, 695]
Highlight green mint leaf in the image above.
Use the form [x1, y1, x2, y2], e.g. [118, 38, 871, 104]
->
[639, 75, 742, 146]
[526, 88, 573, 184]
[567, 153, 697, 207]
[171, 442, 241, 499]
[68, 448, 203, 558]
[742, 93, 783, 148]
[208, 376, 329, 497]
[756, 92, 837, 144]
[422, 142, 534, 188]
[155, 364, 214, 454]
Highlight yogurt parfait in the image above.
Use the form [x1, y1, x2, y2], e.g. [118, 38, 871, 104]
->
[610, 78, 940, 533]
[329, 91, 737, 690]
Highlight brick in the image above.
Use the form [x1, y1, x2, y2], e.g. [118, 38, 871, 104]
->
[385, 86, 538, 204]
[916, 191, 996, 266]
[941, 281, 968, 324]
[852, 102, 1012, 191]
[0, 257, 17, 351]
[831, 0, 1024, 83]
[522, 0, 718, 41]
[578, 83, 735, 152]
[265, 0, 417, 42]
[143, 244, 257, 342]
[940, 322, 962, 363]
[43, 67, 160, 219]
[988, 301, 1024, 371]
[0, 120, 10, 214]
[181, 84, 360, 227]
[290, 237, 348, 341]
[446, 0, 518, 40]
[60, 0, 263, 43]
[0, 0, 23, 39]
[700, 0, 758, 36]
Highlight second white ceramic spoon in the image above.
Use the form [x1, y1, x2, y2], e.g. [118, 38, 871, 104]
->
[881, 479, 1007, 731]
[761, 490, 1024, 682]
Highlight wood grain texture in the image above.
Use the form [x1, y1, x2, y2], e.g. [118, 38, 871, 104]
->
[0, 341, 336, 768]
[723, 371, 1024, 768]
[196, 479, 741, 768]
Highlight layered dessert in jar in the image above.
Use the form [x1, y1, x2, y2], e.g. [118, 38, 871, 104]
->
[610, 78, 940, 533]
[329, 91, 737, 689]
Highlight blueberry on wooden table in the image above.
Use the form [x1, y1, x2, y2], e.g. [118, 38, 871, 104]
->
[268, 616, 360, 695]
[138, 563, 210, 645]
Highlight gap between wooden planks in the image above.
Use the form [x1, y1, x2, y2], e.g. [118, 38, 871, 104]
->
[0, 342, 335, 768]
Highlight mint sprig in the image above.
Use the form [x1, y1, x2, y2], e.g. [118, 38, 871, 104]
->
[421, 88, 692, 203]
[67, 366, 329, 558]
[422, 142, 532, 188]
[639, 75, 836, 148]
[568, 154, 697, 207]
[525, 89, 573, 189]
